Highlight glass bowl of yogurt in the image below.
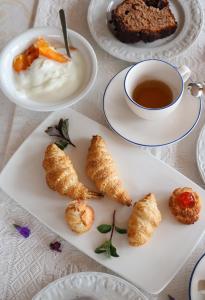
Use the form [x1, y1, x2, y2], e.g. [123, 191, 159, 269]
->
[0, 27, 97, 111]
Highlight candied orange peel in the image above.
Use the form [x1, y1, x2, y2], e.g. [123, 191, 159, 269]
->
[13, 37, 70, 72]
[13, 45, 39, 72]
[34, 37, 70, 63]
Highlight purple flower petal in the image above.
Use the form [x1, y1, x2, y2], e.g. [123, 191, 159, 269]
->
[168, 295, 176, 300]
[13, 224, 30, 238]
[49, 241, 62, 252]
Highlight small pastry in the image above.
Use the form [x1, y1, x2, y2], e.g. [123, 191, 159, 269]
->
[169, 187, 201, 224]
[65, 200, 94, 234]
[43, 144, 101, 200]
[128, 193, 161, 246]
[86, 135, 132, 206]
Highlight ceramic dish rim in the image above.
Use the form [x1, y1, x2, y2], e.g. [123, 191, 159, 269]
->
[196, 123, 205, 184]
[32, 272, 148, 300]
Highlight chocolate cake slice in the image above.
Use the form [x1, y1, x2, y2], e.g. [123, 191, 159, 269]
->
[111, 0, 177, 43]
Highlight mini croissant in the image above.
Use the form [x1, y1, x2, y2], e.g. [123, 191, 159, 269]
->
[128, 193, 161, 246]
[86, 135, 132, 206]
[43, 144, 101, 200]
[65, 200, 94, 234]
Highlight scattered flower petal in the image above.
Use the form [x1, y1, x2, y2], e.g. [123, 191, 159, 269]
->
[13, 224, 30, 238]
[168, 295, 176, 300]
[49, 241, 62, 252]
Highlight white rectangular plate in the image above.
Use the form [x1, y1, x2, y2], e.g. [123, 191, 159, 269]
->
[0, 108, 205, 295]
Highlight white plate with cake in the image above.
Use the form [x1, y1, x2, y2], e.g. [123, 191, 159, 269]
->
[87, 0, 203, 62]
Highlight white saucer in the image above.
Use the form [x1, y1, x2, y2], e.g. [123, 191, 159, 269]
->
[189, 253, 205, 300]
[103, 67, 201, 147]
[197, 124, 205, 184]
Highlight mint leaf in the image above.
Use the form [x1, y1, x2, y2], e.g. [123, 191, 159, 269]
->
[95, 240, 112, 258]
[55, 140, 68, 150]
[45, 118, 76, 148]
[105, 240, 111, 258]
[95, 240, 109, 254]
[110, 243, 119, 257]
[115, 226, 127, 234]
[60, 119, 69, 140]
[97, 224, 112, 233]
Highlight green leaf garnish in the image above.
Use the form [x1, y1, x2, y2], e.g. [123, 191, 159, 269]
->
[110, 243, 119, 257]
[95, 240, 110, 256]
[115, 226, 127, 234]
[95, 211, 123, 258]
[97, 224, 112, 233]
[45, 118, 76, 149]
[55, 140, 69, 150]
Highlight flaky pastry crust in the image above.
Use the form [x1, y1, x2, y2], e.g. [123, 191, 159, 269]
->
[65, 200, 94, 234]
[43, 144, 101, 200]
[128, 193, 161, 246]
[86, 135, 132, 206]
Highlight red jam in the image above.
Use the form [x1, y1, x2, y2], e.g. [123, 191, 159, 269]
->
[176, 192, 195, 208]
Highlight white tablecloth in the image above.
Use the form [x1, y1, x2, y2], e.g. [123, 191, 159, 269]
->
[1, 0, 205, 299]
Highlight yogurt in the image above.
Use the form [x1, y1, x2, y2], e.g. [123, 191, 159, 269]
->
[14, 49, 85, 102]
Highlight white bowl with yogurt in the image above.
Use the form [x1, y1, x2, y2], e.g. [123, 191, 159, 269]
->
[0, 27, 97, 111]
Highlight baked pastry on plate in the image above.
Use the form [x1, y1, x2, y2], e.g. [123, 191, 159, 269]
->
[65, 200, 94, 234]
[111, 0, 177, 43]
[86, 135, 132, 206]
[128, 193, 161, 246]
[43, 144, 101, 200]
[169, 187, 201, 224]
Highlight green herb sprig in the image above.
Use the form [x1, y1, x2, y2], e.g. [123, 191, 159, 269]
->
[95, 210, 127, 258]
[45, 118, 76, 150]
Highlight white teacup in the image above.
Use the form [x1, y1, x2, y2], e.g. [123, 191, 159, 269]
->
[124, 59, 191, 121]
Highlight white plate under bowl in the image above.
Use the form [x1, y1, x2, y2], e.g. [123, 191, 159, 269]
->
[1, 108, 205, 294]
[189, 254, 205, 300]
[197, 124, 205, 184]
[32, 272, 147, 300]
[103, 67, 201, 147]
[0, 27, 97, 111]
[87, 0, 203, 62]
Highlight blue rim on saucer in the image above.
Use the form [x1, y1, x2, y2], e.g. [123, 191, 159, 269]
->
[124, 59, 184, 111]
[103, 67, 202, 147]
[189, 253, 205, 300]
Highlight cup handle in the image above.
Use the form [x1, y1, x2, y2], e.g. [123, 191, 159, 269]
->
[178, 65, 191, 82]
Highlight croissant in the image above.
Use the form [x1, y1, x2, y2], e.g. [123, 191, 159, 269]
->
[128, 193, 161, 246]
[86, 135, 132, 206]
[65, 200, 94, 234]
[43, 144, 101, 200]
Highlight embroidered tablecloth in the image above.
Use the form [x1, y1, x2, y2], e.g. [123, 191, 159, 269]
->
[1, 1, 205, 299]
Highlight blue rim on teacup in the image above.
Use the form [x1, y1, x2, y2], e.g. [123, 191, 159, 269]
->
[124, 59, 184, 111]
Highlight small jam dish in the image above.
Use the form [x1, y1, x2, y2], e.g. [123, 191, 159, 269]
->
[0, 27, 97, 111]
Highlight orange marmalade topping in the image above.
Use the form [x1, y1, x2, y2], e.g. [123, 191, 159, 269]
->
[176, 192, 195, 208]
[13, 37, 70, 72]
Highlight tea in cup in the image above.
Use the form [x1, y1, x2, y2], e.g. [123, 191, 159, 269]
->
[124, 59, 191, 121]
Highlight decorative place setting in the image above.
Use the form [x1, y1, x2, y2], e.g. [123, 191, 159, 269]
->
[1, 1, 205, 300]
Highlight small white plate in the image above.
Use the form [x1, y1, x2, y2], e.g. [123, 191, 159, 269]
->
[103, 67, 201, 147]
[32, 272, 147, 300]
[88, 0, 203, 62]
[197, 124, 205, 184]
[189, 254, 205, 300]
